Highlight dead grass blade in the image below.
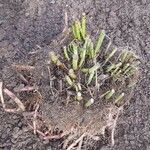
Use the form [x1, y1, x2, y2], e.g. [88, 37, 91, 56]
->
[3, 88, 25, 111]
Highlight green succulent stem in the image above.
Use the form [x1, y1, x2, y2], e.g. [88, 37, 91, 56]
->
[105, 89, 115, 99]
[81, 13, 86, 39]
[85, 98, 94, 107]
[95, 30, 105, 55]
[114, 93, 124, 105]
[63, 46, 70, 61]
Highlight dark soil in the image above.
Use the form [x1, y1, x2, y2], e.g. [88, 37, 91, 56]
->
[0, 0, 150, 150]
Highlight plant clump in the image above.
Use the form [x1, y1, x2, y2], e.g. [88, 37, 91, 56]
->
[49, 14, 139, 109]
[0, 13, 140, 149]
[46, 14, 140, 148]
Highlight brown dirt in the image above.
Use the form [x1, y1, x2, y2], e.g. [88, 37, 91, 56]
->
[0, 0, 150, 150]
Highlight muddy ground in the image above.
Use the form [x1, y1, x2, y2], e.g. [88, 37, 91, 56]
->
[0, 0, 150, 150]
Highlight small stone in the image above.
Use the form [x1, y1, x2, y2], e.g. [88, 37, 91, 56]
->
[130, 140, 135, 145]
[105, 8, 110, 12]
[50, 0, 55, 4]
[13, 127, 19, 133]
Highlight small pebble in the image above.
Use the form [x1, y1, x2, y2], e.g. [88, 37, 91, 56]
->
[50, 0, 55, 4]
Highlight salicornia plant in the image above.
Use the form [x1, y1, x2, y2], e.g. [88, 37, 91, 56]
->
[49, 14, 139, 108]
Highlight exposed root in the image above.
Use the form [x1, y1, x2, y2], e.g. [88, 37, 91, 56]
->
[77, 136, 84, 150]
[23, 111, 42, 118]
[14, 86, 37, 92]
[24, 108, 63, 140]
[0, 84, 25, 112]
[62, 11, 68, 33]
[47, 66, 55, 95]
[59, 11, 70, 45]
[17, 73, 29, 84]
[0, 81, 125, 148]
[110, 107, 122, 147]
[3, 88, 25, 111]
[67, 133, 87, 150]
[28, 123, 46, 137]
[28, 120, 63, 140]
[63, 133, 78, 149]
[0, 82, 5, 109]
[33, 104, 39, 134]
